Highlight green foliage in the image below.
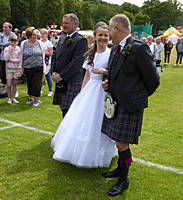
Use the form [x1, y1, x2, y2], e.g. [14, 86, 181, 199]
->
[39, 0, 64, 28]
[1, 0, 183, 33]
[0, 0, 11, 28]
[10, 0, 30, 29]
[134, 12, 151, 25]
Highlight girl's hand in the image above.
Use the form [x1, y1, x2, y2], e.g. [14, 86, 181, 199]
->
[92, 67, 108, 74]
[102, 79, 109, 91]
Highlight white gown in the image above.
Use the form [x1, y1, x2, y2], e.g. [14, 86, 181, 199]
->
[51, 48, 117, 168]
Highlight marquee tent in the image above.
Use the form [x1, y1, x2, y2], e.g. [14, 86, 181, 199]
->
[160, 25, 182, 38]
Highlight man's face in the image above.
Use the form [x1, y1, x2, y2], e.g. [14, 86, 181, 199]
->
[62, 17, 77, 35]
[3, 23, 11, 34]
[109, 23, 118, 44]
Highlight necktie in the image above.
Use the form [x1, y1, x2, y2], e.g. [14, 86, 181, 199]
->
[115, 44, 121, 56]
[65, 36, 71, 40]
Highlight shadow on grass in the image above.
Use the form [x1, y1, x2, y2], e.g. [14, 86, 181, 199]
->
[6, 140, 127, 199]
[0, 96, 32, 113]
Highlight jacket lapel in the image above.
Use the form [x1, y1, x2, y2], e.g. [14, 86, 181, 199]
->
[56, 32, 78, 59]
[111, 36, 134, 80]
[56, 35, 66, 58]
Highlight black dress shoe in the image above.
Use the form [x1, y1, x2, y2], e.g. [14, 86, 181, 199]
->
[108, 178, 129, 196]
[101, 168, 120, 178]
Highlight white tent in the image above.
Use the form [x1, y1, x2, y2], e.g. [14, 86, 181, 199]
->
[167, 33, 179, 44]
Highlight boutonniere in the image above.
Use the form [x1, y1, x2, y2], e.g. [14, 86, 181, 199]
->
[65, 37, 75, 46]
[123, 44, 132, 55]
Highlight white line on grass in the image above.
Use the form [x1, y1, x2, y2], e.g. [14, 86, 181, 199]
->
[0, 118, 183, 175]
[0, 122, 29, 130]
[0, 118, 53, 136]
[133, 157, 183, 175]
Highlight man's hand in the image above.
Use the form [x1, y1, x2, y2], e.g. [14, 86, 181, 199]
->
[52, 72, 62, 83]
[102, 79, 109, 91]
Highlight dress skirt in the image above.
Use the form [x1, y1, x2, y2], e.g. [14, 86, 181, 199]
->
[51, 78, 117, 168]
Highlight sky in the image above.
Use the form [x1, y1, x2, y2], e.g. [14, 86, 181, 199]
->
[102, 0, 183, 7]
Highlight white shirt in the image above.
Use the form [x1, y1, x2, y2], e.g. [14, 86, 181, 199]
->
[118, 34, 132, 51]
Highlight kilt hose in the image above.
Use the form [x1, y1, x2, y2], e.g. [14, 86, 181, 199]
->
[102, 107, 144, 144]
[53, 81, 82, 109]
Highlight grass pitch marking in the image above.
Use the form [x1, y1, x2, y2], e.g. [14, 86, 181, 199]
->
[0, 117, 183, 175]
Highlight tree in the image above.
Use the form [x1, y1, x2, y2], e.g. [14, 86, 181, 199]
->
[0, 0, 11, 30]
[39, 0, 64, 28]
[120, 2, 140, 15]
[79, 2, 94, 30]
[10, 0, 30, 29]
[134, 12, 150, 25]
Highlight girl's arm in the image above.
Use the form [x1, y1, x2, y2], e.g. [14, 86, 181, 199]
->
[45, 47, 53, 57]
[3, 47, 11, 62]
[81, 70, 90, 90]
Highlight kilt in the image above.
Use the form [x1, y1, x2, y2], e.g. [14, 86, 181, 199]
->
[53, 81, 82, 109]
[102, 107, 144, 144]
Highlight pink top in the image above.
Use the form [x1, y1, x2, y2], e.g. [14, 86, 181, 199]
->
[4, 46, 21, 71]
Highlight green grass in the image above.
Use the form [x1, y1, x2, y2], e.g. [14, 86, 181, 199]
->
[0, 64, 183, 199]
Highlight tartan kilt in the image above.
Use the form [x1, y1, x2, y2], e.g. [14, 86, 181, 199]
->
[53, 81, 82, 109]
[101, 106, 144, 144]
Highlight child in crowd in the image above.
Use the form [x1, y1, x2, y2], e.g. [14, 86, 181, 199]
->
[4, 36, 22, 104]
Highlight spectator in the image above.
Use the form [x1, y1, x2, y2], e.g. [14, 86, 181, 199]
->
[40, 28, 53, 96]
[155, 37, 164, 73]
[86, 35, 94, 49]
[20, 27, 45, 106]
[4, 36, 21, 104]
[0, 22, 16, 90]
[18, 31, 27, 45]
[175, 38, 183, 66]
[164, 40, 173, 65]
[147, 35, 156, 60]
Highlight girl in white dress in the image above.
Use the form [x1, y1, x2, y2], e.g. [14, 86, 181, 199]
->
[51, 22, 117, 168]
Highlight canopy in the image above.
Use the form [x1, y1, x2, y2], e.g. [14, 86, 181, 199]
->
[167, 33, 179, 44]
[160, 26, 182, 38]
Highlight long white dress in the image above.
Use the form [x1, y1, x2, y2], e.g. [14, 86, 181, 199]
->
[51, 48, 117, 168]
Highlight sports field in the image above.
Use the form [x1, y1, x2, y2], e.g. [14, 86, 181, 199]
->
[0, 58, 183, 199]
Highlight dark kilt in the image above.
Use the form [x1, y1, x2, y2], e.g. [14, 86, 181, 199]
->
[102, 107, 144, 144]
[53, 81, 82, 109]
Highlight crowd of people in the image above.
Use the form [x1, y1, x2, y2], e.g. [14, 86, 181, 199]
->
[0, 13, 160, 197]
[140, 34, 183, 72]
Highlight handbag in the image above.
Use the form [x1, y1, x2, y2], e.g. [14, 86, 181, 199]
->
[104, 93, 116, 119]
[56, 80, 68, 93]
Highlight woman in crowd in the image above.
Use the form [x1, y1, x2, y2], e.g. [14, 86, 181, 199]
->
[4, 36, 21, 104]
[51, 22, 117, 168]
[20, 27, 44, 106]
[175, 38, 183, 66]
[164, 40, 173, 65]
[40, 28, 53, 96]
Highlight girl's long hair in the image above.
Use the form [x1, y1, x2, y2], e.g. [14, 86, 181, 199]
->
[84, 21, 109, 66]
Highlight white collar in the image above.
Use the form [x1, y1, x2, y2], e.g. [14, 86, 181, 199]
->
[119, 34, 131, 47]
[67, 30, 77, 37]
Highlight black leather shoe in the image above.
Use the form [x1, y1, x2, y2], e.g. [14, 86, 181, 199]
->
[101, 168, 120, 178]
[108, 178, 129, 196]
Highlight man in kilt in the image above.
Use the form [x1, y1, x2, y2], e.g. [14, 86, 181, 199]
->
[101, 14, 160, 196]
[51, 13, 88, 117]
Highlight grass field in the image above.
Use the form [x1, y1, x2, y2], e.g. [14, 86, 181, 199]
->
[0, 55, 183, 199]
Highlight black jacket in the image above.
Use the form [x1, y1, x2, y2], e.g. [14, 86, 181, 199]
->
[108, 37, 160, 112]
[51, 32, 88, 83]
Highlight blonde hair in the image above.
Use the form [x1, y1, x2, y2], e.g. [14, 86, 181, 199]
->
[110, 14, 131, 33]
[25, 26, 35, 39]
[40, 28, 48, 35]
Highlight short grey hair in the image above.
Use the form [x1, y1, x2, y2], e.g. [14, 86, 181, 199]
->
[110, 14, 131, 33]
[63, 13, 79, 26]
